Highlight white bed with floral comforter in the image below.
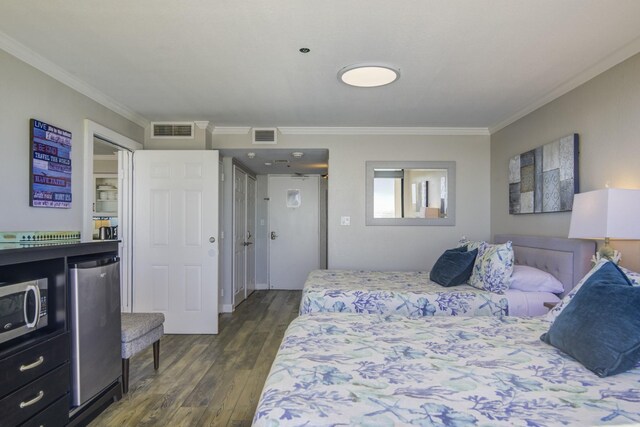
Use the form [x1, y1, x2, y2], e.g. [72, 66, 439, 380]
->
[253, 313, 640, 426]
[299, 270, 557, 317]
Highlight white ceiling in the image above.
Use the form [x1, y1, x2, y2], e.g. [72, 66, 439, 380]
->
[220, 149, 328, 175]
[2, 1, 640, 130]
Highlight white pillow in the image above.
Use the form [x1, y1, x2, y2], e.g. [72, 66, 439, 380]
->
[509, 265, 564, 294]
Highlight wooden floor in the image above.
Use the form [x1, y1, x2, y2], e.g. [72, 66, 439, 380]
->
[90, 290, 301, 427]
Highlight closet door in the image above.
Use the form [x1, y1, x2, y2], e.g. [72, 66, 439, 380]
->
[233, 167, 247, 306]
[245, 175, 256, 297]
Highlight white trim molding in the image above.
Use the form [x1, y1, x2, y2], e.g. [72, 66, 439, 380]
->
[221, 304, 235, 313]
[490, 34, 640, 134]
[0, 31, 150, 129]
[255, 283, 269, 291]
[212, 126, 252, 135]
[194, 121, 210, 130]
[277, 127, 490, 136]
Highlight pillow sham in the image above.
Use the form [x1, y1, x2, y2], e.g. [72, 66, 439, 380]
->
[430, 248, 478, 287]
[468, 241, 514, 294]
[620, 265, 640, 286]
[509, 265, 564, 294]
[545, 259, 636, 323]
[457, 238, 484, 252]
[540, 261, 640, 377]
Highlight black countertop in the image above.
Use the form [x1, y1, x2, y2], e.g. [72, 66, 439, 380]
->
[0, 240, 119, 266]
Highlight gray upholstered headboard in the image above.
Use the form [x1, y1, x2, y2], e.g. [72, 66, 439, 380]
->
[494, 234, 596, 296]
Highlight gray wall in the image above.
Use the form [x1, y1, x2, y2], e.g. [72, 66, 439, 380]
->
[212, 133, 491, 271]
[0, 50, 143, 233]
[491, 52, 640, 271]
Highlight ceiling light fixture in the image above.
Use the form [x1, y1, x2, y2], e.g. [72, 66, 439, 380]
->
[338, 64, 400, 88]
[264, 162, 272, 166]
[291, 151, 304, 158]
[247, 152, 256, 159]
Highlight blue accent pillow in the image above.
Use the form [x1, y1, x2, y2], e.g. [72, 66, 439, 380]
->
[430, 248, 478, 287]
[540, 261, 640, 377]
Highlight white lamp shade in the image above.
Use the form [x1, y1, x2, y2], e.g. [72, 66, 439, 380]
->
[569, 189, 640, 240]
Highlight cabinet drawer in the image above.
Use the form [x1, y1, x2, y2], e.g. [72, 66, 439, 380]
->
[0, 333, 69, 397]
[0, 364, 69, 427]
[20, 394, 69, 427]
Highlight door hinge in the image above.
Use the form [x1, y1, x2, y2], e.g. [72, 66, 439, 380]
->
[221, 173, 225, 182]
[221, 231, 224, 239]
[221, 288, 224, 297]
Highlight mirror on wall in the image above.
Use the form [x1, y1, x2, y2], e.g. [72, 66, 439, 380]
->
[365, 161, 456, 226]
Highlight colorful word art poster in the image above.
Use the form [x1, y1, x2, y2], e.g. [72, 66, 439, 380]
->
[30, 119, 72, 208]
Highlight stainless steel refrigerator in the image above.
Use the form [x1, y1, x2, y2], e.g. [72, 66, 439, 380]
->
[69, 256, 121, 407]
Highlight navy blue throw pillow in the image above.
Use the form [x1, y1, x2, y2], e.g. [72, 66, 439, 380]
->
[540, 261, 640, 377]
[430, 248, 478, 287]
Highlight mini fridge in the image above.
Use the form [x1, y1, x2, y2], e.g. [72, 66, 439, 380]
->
[69, 256, 121, 407]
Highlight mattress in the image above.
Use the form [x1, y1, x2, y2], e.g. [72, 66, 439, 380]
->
[299, 270, 559, 317]
[254, 313, 640, 426]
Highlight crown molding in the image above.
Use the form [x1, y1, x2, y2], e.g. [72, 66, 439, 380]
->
[0, 31, 150, 129]
[193, 120, 210, 130]
[489, 35, 640, 134]
[212, 126, 252, 135]
[277, 127, 490, 136]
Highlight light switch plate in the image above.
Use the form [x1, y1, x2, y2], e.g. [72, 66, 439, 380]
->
[340, 216, 351, 226]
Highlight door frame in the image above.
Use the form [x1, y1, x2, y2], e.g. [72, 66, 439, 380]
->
[231, 162, 256, 307]
[83, 120, 142, 313]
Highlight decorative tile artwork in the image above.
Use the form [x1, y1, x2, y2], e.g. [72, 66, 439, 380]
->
[509, 134, 579, 214]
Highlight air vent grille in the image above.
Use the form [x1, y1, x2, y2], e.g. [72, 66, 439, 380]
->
[252, 128, 277, 144]
[152, 122, 194, 139]
[273, 159, 289, 164]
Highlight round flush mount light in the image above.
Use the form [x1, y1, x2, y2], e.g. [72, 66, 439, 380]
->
[338, 64, 400, 88]
[247, 152, 256, 159]
[291, 151, 304, 158]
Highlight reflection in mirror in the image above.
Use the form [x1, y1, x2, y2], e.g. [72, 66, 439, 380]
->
[366, 161, 455, 226]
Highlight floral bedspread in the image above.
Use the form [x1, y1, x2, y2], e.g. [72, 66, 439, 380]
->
[253, 313, 640, 426]
[299, 270, 509, 317]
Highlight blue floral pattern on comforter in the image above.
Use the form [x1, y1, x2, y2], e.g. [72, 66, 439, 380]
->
[253, 313, 640, 426]
[300, 270, 509, 317]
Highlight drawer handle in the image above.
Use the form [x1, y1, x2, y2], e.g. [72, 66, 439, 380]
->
[19, 390, 44, 408]
[19, 356, 44, 372]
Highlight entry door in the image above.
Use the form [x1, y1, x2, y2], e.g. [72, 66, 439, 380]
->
[245, 175, 256, 297]
[269, 176, 320, 290]
[133, 150, 219, 334]
[233, 167, 247, 306]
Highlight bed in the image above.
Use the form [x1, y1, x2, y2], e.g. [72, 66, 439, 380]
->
[299, 235, 595, 317]
[253, 312, 640, 426]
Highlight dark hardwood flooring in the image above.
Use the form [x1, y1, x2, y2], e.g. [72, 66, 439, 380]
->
[90, 290, 301, 427]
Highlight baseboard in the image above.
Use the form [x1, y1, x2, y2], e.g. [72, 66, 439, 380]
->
[220, 304, 234, 313]
[255, 283, 269, 290]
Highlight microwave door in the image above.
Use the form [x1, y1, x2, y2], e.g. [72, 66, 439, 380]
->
[0, 293, 27, 329]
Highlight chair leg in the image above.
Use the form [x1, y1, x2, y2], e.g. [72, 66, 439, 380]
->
[122, 358, 130, 394]
[153, 340, 160, 370]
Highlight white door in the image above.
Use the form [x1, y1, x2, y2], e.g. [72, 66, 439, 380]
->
[133, 150, 219, 334]
[233, 167, 247, 306]
[245, 175, 256, 297]
[269, 176, 320, 290]
[117, 150, 133, 312]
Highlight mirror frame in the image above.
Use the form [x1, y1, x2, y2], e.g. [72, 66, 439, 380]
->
[365, 160, 456, 226]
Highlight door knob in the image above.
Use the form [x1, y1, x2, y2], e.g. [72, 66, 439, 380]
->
[270, 231, 278, 240]
[209, 237, 216, 243]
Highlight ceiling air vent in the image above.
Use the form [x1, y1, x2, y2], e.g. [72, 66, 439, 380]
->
[252, 128, 277, 145]
[151, 122, 195, 139]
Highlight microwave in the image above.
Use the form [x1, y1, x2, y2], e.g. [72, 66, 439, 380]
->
[0, 278, 48, 345]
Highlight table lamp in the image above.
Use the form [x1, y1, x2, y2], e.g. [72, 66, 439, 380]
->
[568, 188, 640, 262]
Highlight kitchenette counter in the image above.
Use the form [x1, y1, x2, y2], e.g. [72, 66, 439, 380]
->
[0, 240, 119, 266]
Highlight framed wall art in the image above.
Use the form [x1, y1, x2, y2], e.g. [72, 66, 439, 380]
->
[509, 133, 578, 214]
[30, 119, 72, 208]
